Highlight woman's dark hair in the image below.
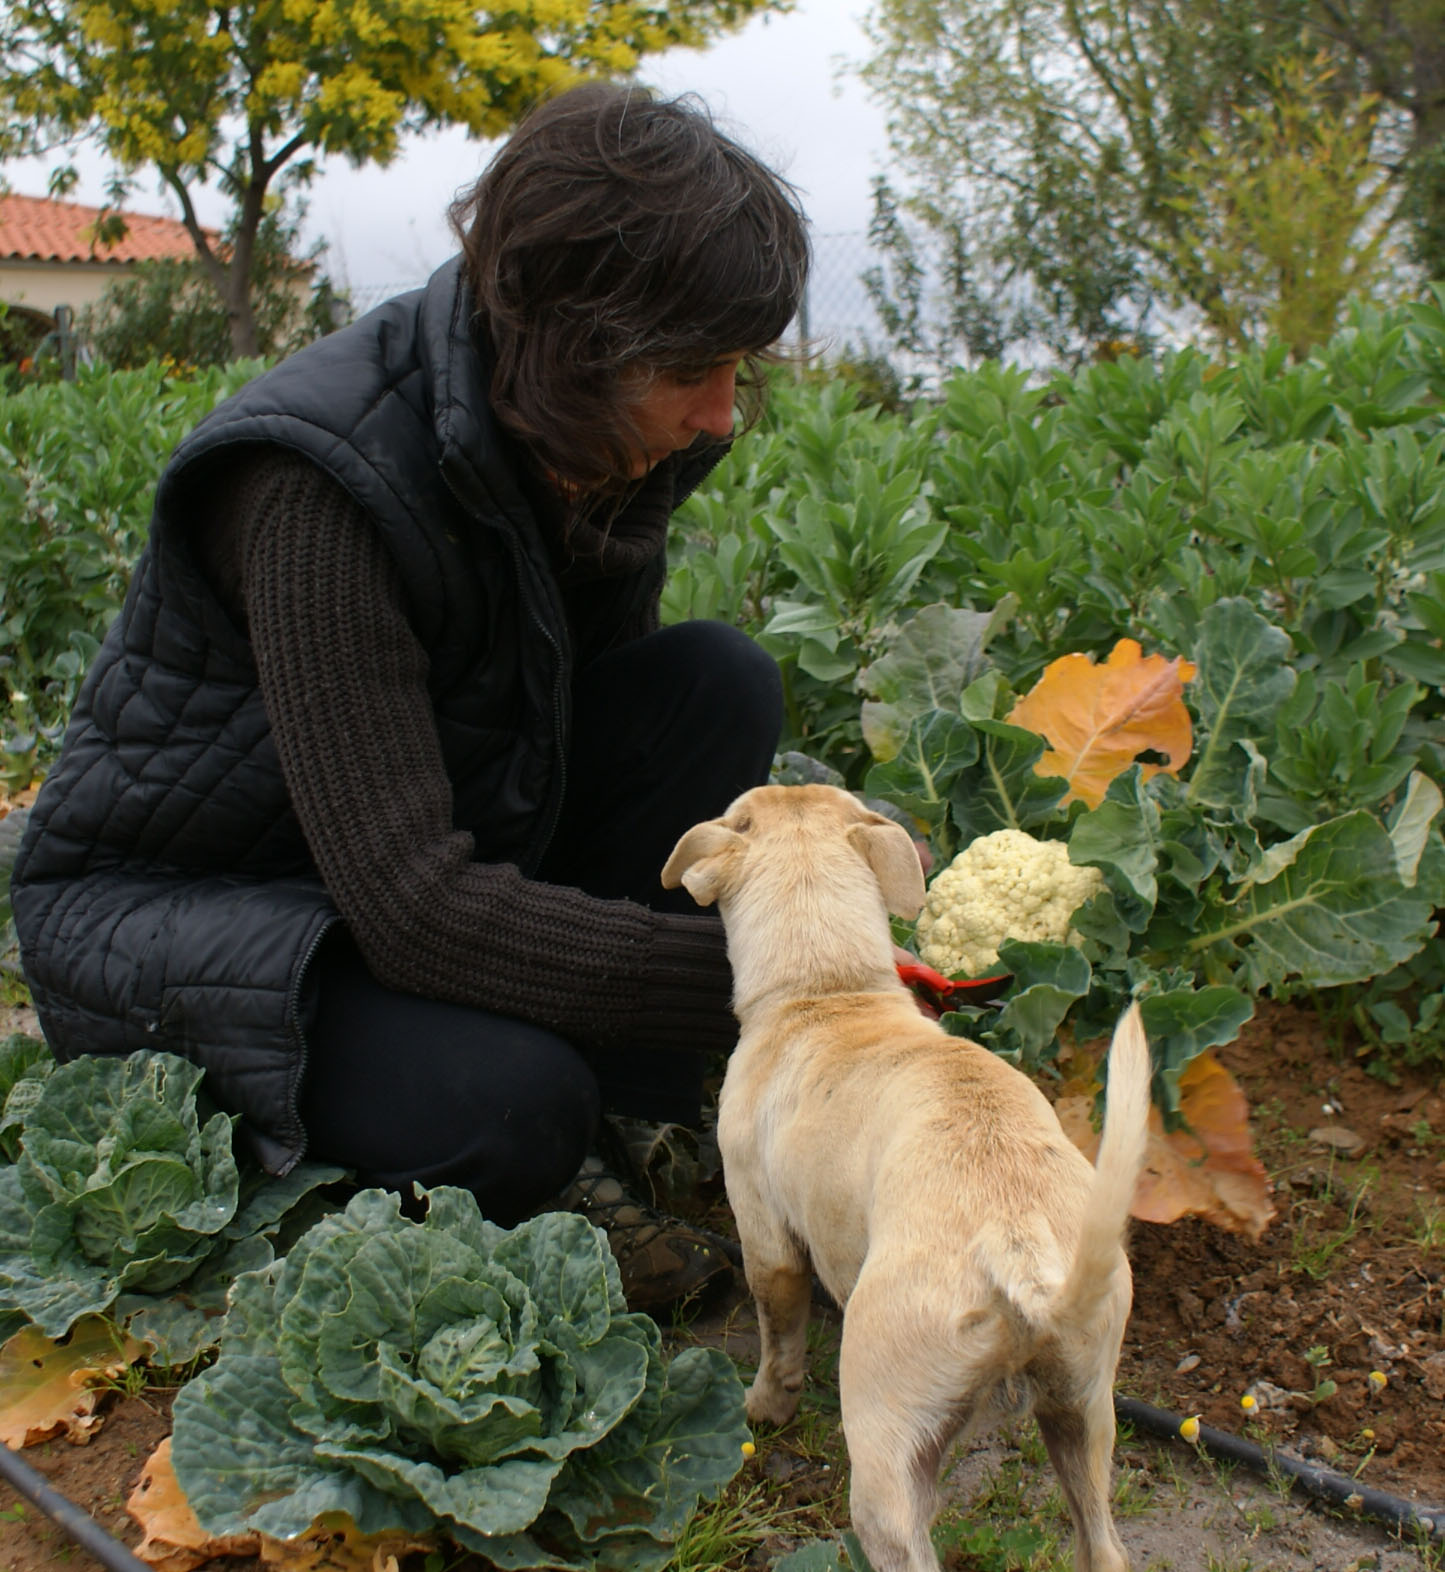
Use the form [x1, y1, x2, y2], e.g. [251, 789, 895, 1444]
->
[450, 81, 810, 494]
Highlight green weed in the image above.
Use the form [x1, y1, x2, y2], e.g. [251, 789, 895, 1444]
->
[1290, 1172, 1370, 1280]
[666, 1480, 816, 1571]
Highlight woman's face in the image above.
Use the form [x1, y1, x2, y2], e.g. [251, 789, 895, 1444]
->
[624, 355, 744, 477]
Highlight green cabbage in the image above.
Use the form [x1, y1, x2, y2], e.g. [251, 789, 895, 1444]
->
[0, 1049, 342, 1354]
[172, 1186, 749, 1570]
[0, 1032, 53, 1163]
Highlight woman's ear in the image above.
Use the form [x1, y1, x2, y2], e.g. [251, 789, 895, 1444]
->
[660, 820, 742, 907]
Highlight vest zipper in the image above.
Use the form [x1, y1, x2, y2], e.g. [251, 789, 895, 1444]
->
[280, 913, 340, 1176]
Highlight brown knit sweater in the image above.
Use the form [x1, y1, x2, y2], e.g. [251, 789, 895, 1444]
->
[198, 448, 737, 1058]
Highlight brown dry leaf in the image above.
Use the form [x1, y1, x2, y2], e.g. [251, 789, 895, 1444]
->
[1007, 637, 1198, 807]
[0, 1314, 146, 1447]
[258, 1512, 443, 1571]
[0, 782, 39, 816]
[1058, 1050, 1275, 1240]
[128, 1437, 259, 1571]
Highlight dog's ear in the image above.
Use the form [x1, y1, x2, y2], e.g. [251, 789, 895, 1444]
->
[846, 818, 926, 919]
[661, 821, 742, 907]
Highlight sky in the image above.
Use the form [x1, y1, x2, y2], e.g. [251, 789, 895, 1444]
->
[7, 0, 894, 312]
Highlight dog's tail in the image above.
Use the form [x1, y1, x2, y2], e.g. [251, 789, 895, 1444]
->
[1052, 1002, 1152, 1333]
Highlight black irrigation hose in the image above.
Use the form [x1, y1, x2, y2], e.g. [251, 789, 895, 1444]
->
[1116, 1395, 1445, 1543]
[0, 1437, 153, 1572]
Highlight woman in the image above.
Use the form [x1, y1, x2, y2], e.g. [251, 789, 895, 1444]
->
[11, 82, 810, 1313]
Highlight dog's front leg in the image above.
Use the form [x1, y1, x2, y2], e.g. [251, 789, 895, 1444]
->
[746, 1257, 814, 1425]
[730, 1183, 814, 1425]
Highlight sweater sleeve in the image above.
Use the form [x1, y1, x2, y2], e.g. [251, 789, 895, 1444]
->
[222, 449, 737, 1057]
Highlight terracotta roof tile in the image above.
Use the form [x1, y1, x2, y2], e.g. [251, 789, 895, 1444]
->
[0, 192, 211, 265]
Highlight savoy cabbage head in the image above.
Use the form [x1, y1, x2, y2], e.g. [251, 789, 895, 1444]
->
[172, 1186, 749, 1570]
[0, 1049, 342, 1353]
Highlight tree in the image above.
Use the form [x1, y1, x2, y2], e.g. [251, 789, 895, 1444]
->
[1305, 0, 1445, 268]
[1165, 57, 1396, 358]
[1, 0, 781, 359]
[80, 200, 352, 370]
[858, 0, 1439, 363]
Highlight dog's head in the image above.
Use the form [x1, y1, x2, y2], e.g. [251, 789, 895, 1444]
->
[661, 784, 926, 920]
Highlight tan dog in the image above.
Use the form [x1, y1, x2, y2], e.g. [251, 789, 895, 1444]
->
[662, 784, 1151, 1572]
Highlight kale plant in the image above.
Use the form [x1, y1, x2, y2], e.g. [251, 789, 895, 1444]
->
[0, 1048, 342, 1357]
[172, 1186, 749, 1570]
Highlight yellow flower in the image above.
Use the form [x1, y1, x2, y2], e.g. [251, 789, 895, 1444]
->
[741, 1440, 756, 1459]
[1240, 1393, 1257, 1412]
[1367, 1370, 1388, 1393]
[1180, 1415, 1201, 1443]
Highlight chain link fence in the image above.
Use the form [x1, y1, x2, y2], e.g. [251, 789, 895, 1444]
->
[342, 230, 888, 359]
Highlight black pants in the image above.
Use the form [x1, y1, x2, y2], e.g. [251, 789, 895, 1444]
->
[298, 620, 782, 1224]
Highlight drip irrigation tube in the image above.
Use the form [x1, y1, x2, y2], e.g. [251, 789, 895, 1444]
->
[0, 1437, 153, 1572]
[1116, 1395, 1445, 1542]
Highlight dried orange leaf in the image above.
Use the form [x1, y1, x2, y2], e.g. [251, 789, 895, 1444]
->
[128, 1437, 258, 1571]
[258, 1511, 443, 1571]
[1058, 1050, 1275, 1239]
[0, 1315, 145, 1448]
[0, 783, 39, 816]
[1007, 638, 1198, 807]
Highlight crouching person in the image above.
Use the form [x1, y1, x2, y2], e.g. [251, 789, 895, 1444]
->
[10, 82, 810, 1316]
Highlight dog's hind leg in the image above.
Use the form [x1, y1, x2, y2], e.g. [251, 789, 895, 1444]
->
[1035, 1383, 1129, 1572]
[838, 1275, 969, 1572]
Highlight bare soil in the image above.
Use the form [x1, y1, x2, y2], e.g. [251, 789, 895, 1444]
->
[1123, 1001, 1445, 1509]
[1, 999, 1441, 1572]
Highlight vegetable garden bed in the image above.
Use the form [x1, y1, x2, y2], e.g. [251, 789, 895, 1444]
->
[0, 1000, 1441, 1572]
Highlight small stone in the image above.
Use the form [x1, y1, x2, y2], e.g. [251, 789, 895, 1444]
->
[1308, 1124, 1366, 1155]
[1175, 1287, 1205, 1329]
[1250, 1379, 1296, 1412]
[1420, 1351, 1445, 1401]
[1175, 1352, 1201, 1374]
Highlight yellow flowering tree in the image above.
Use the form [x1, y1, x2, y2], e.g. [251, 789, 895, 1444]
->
[0, 0, 782, 357]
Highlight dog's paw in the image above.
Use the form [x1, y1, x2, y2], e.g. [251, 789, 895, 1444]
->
[745, 1379, 803, 1427]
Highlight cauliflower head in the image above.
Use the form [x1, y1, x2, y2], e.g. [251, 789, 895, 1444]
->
[913, 828, 1104, 976]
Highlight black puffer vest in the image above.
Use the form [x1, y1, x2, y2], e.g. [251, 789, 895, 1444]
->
[11, 257, 671, 1173]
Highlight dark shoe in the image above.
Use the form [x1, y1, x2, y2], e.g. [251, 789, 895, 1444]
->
[563, 1155, 734, 1316]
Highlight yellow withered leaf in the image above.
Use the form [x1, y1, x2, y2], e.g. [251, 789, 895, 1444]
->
[1008, 638, 1198, 807]
[0, 1315, 145, 1448]
[127, 1442, 442, 1572]
[1057, 1050, 1275, 1240]
[128, 1437, 258, 1571]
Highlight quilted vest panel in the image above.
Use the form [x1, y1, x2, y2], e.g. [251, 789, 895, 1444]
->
[10, 257, 651, 1173]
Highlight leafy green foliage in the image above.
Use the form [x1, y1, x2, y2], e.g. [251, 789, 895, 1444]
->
[0, 810, 28, 971]
[0, 360, 263, 781]
[171, 1187, 748, 1569]
[669, 295, 1445, 1099]
[0, 1049, 342, 1358]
